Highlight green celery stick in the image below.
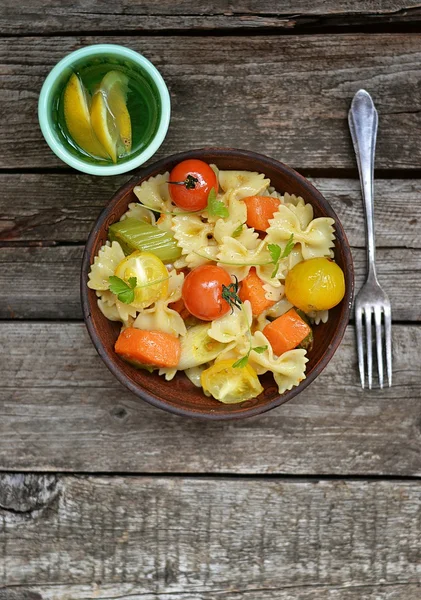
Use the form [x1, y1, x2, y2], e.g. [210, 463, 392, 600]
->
[108, 218, 181, 263]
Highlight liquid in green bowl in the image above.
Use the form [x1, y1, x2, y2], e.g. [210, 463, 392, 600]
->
[39, 45, 170, 175]
[53, 56, 162, 165]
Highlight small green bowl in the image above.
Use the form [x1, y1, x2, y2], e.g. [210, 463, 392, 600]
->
[38, 44, 171, 176]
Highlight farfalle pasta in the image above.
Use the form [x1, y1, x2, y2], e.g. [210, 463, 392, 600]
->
[87, 159, 345, 404]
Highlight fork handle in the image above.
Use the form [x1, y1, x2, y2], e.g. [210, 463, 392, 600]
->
[348, 89, 378, 279]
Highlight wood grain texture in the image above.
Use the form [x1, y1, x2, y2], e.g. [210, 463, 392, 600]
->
[2, 1, 421, 34]
[2, 585, 421, 600]
[1, 322, 420, 474]
[1, 244, 420, 320]
[3, 35, 421, 170]
[0, 474, 420, 596]
[1, 175, 420, 247]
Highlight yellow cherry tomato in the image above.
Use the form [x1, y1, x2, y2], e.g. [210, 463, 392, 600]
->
[285, 257, 345, 313]
[201, 359, 263, 404]
[114, 251, 169, 309]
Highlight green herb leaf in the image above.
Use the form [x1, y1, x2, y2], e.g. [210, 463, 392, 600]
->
[268, 234, 295, 277]
[268, 243, 282, 265]
[232, 224, 243, 238]
[207, 188, 229, 218]
[109, 275, 137, 304]
[221, 277, 242, 313]
[281, 234, 295, 259]
[232, 353, 250, 369]
[252, 345, 268, 354]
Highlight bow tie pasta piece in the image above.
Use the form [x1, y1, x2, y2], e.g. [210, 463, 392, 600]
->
[227, 191, 247, 223]
[219, 170, 270, 199]
[284, 196, 314, 230]
[283, 192, 304, 206]
[97, 289, 137, 326]
[172, 214, 219, 269]
[185, 365, 207, 388]
[158, 367, 178, 381]
[267, 204, 335, 260]
[172, 214, 214, 252]
[166, 269, 185, 303]
[185, 245, 219, 269]
[114, 300, 138, 326]
[216, 238, 275, 283]
[208, 301, 252, 344]
[133, 270, 187, 337]
[133, 172, 173, 212]
[120, 202, 156, 226]
[272, 245, 305, 281]
[134, 301, 187, 337]
[264, 187, 284, 201]
[213, 218, 260, 250]
[306, 309, 329, 325]
[97, 292, 121, 323]
[88, 241, 125, 290]
[262, 281, 284, 303]
[249, 331, 308, 394]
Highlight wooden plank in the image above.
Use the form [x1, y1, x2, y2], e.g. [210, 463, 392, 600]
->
[1, 175, 420, 248]
[3, 35, 421, 170]
[1, 244, 420, 320]
[2, 1, 421, 34]
[1, 474, 421, 597]
[2, 585, 421, 600]
[0, 322, 420, 474]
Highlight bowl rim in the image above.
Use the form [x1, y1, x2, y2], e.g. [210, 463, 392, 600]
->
[38, 43, 171, 176]
[81, 147, 354, 419]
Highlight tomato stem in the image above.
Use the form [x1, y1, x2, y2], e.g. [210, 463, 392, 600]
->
[221, 277, 242, 313]
[168, 174, 199, 189]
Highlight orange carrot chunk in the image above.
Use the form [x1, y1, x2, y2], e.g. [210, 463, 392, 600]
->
[239, 268, 275, 316]
[115, 328, 181, 368]
[263, 308, 311, 356]
[243, 195, 280, 231]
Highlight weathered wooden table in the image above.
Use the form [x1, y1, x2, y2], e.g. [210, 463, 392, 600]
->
[1, 3, 421, 599]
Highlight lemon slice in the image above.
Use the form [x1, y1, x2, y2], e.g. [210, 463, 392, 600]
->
[114, 251, 169, 309]
[100, 70, 132, 153]
[63, 73, 109, 160]
[90, 92, 119, 163]
[90, 71, 132, 163]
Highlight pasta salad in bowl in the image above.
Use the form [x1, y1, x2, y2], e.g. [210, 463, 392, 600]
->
[81, 148, 353, 419]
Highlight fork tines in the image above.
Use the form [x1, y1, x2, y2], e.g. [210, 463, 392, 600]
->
[355, 301, 392, 389]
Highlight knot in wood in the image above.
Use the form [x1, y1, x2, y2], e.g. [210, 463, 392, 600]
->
[0, 473, 59, 514]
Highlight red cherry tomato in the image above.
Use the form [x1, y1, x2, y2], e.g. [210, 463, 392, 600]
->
[182, 265, 232, 321]
[169, 159, 218, 211]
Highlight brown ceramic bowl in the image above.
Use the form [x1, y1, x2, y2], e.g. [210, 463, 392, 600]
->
[81, 148, 354, 419]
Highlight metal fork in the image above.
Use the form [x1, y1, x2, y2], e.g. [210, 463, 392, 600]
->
[348, 89, 392, 389]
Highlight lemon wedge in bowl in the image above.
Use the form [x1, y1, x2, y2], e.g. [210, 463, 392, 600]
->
[91, 70, 132, 163]
[63, 73, 109, 159]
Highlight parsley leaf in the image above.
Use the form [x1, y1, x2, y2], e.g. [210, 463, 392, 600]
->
[268, 234, 295, 277]
[268, 243, 282, 278]
[232, 224, 243, 238]
[109, 275, 137, 304]
[252, 345, 268, 354]
[282, 234, 295, 259]
[207, 188, 229, 218]
[233, 344, 268, 368]
[232, 353, 250, 369]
